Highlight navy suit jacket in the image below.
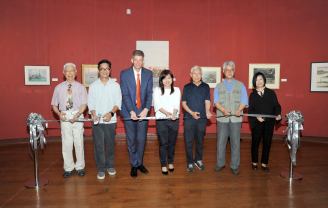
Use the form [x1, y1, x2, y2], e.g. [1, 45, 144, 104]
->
[120, 67, 153, 118]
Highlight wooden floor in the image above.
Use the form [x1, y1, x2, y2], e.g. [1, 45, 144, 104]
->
[1, 133, 328, 207]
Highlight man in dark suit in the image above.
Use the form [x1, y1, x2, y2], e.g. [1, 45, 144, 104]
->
[120, 50, 153, 178]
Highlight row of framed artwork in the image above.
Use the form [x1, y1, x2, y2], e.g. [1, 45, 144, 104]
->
[24, 62, 328, 92]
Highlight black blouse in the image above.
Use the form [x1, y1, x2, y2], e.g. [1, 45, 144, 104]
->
[248, 87, 281, 128]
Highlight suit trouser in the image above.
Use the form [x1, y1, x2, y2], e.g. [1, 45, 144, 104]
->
[92, 123, 116, 172]
[251, 120, 274, 165]
[124, 119, 149, 167]
[156, 119, 179, 167]
[184, 120, 207, 165]
[60, 114, 85, 171]
[216, 121, 241, 169]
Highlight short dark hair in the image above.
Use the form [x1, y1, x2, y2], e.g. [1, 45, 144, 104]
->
[252, 72, 266, 88]
[132, 50, 144, 58]
[98, 59, 111, 70]
[159, 70, 175, 95]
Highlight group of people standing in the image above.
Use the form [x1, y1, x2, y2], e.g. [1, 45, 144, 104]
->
[51, 50, 282, 179]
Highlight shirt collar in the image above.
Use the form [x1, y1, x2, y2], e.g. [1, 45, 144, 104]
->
[224, 78, 235, 85]
[66, 80, 75, 86]
[133, 67, 142, 75]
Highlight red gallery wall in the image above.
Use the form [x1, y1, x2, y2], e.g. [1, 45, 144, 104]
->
[0, 0, 327, 140]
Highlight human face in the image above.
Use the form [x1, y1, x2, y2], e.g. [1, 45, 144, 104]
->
[256, 75, 265, 89]
[223, 65, 235, 81]
[191, 68, 202, 85]
[162, 74, 172, 88]
[131, 55, 144, 71]
[98, 63, 111, 78]
[63, 65, 76, 83]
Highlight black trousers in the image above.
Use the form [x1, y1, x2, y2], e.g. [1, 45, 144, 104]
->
[251, 120, 274, 164]
[184, 120, 207, 165]
[156, 119, 179, 167]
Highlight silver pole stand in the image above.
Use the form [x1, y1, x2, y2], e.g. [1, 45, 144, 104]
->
[280, 159, 302, 181]
[25, 145, 49, 189]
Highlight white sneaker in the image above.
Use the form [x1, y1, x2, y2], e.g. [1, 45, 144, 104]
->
[108, 168, 116, 175]
[97, 172, 105, 179]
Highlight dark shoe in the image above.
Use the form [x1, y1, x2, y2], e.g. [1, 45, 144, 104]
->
[63, 170, 75, 178]
[187, 164, 194, 172]
[77, 169, 85, 176]
[169, 168, 174, 172]
[214, 166, 225, 171]
[162, 170, 168, 175]
[261, 165, 270, 172]
[138, 165, 149, 174]
[130, 167, 138, 178]
[252, 164, 258, 170]
[231, 168, 240, 175]
[194, 160, 205, 170]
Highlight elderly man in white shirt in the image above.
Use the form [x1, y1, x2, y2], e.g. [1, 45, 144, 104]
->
[88, 59, 122, 180]
[153, 70, 181, 175]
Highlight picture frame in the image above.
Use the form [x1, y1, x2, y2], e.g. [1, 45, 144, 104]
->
[82, 64, 98, 87]
[310, 62, 328, 92]
[201, 67, 221, 88]
[24, 65, 50, 85]
[248, 64, 280, 89]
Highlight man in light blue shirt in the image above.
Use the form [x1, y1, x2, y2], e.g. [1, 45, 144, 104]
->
[213, 61, 248, 175]
[88, 59, 122, 179]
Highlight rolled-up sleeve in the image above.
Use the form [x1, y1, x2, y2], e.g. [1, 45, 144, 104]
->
[213, 85, 219, 106]
[240, 83, 249, 108]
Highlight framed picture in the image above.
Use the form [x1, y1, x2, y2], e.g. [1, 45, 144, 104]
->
[310, 62, 328, 92]
[201, 67, 221, 88]
[24, 65, 50, 85]
[82, 64, 98, 87]
[248, 64, 280, 89]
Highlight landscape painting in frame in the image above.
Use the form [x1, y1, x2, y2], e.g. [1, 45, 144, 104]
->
[82, 64, 98, 87]
[24, 65, 50, 85]
[201, 67, 221, 88]
[310, 62, 328, 92]
[248, 64, 280, 89]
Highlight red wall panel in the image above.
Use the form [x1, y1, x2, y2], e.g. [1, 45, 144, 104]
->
[0, 0, 327, 140]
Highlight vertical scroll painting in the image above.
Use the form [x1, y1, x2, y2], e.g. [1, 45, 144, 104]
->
[24, 66, 50, 85]
[249, 64, 280, 89]
[310, 62, 328, 92]
[82, 64, 98, 87]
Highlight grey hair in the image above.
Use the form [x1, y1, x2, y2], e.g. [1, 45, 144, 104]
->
[63, 63, 76, 71]
[191, 65, 202, 74]
[223, 61, 235, 70]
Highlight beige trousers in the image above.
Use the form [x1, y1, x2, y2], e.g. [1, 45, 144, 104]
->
[60, 113, 85, 171]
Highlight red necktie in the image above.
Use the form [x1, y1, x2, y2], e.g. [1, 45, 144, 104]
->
[137, 74, 141, 109]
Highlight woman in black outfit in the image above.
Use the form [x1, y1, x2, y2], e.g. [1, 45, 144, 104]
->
[248, 72, 281, 172]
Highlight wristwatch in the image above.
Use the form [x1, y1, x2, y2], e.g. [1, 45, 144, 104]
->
[110, 111, 114, 117]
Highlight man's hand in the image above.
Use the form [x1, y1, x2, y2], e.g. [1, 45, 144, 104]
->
[103, 113, 112, 122]
[70, 113, 80, 123]
[59, 112, 67, 121]
[222, 109, 232, 117]
[171, 112, 177, 121]
[191, 111, 200, 120]
[257, 117, 265, 122]
[130, 111, 138, 120]
[235, 109, 242, 117]
[138, 109, 149, 121]
[276, 114, 282, 120]
[165, 112, 172, 119]
[206, 110, 212, 119]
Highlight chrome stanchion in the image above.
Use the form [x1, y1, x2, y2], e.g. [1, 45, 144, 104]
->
[280, 159, 302, 181]
[25, 148, 49, 188]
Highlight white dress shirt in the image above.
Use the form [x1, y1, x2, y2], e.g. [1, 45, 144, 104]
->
[153, 87, 181, 118]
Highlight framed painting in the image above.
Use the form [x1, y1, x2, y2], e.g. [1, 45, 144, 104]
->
[310, 62, 328, 92]
[201, 67, 221, 88]
[248, 64, 280, 89]
[24, 65, 50, 85]
[82, 64, 98, 87]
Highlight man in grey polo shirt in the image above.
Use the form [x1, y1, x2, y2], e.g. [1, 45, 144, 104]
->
[213, 61, 248, 175]
[88, 59, 122, 179]
[51, 63, 88, 178]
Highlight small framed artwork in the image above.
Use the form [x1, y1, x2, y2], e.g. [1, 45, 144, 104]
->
[201, 67, 221, 88]
[248, 64, 280, 89]
[24, 65, 50, 85]
[310, 62, 328, 92]
[82, 64, 98, 87]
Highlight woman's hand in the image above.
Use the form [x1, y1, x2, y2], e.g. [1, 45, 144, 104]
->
[257, 117, 265, 122]
[276, 114, 281, 120]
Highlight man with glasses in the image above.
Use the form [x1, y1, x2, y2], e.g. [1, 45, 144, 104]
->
[88, 59, 122, 179]
[213, 61, 248, 175]
[51, 63, 88, 178]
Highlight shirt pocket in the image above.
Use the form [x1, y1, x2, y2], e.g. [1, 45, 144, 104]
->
[232, 89, 241, 99]
[219, 91, 226, 99]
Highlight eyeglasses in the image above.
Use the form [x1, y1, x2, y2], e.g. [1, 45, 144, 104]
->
[99, 68, 110, 72]
[225, 69, 235, 73]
